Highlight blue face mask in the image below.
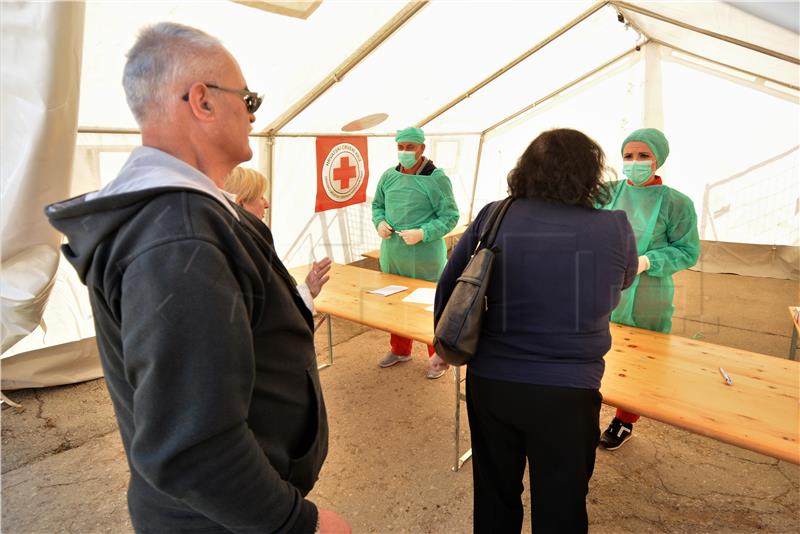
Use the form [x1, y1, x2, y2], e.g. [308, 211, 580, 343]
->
[398, 151, 418, 169]
[622, 161, 654, 185]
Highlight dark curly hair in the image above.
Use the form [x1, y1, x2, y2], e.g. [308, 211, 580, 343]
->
[507, 128, 610, 208]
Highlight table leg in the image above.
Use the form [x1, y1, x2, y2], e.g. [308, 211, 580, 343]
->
[453, 366, 460, 471]
[315, 314, 333, 371]
[452, 365, 473, 472]
[326, 314, 334, 367]
[790, 326, 798, 361]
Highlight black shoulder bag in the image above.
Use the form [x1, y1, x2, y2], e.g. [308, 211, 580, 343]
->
[434, 197, 514, 366]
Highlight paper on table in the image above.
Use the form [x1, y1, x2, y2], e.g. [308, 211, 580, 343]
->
[424, 305, 434, 312]
[401, 287, 437, 305]
[367, 285, 408, 297]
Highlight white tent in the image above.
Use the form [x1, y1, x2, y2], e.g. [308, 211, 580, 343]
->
[2, 0, 798, 389]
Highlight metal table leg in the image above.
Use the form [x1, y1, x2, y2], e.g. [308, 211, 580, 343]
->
[453, 366, 460, 471]
[315, 314, 333, 371]
[452, 365, 473, 472]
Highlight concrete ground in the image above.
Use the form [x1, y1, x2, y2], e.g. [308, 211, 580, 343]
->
[2, 271, 799, 533]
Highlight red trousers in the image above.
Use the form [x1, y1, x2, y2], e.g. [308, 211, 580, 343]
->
[390, 334, 435, 358]
[615, 408, 640, 424]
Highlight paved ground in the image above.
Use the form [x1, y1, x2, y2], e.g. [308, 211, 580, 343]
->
[2, 271, 799, 532]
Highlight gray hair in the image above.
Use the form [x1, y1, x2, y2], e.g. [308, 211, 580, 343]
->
[123, 22, 224, 124]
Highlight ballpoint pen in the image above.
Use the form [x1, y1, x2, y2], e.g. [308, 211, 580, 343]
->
[719, 367, 733, 386]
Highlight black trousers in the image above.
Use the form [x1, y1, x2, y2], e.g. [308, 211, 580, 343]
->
[466, 371, 601, 534]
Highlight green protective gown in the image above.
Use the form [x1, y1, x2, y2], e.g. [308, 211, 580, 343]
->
[602, 180, 700, 333]
[371, 165, 460, 282]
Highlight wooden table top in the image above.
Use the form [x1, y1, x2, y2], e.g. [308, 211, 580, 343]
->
[291, 263, 800, 464]
[601, 322, 798, 464]
[292, 263, 437, 343]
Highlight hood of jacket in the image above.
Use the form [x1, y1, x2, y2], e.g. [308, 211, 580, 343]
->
[45, 146, 239, 282]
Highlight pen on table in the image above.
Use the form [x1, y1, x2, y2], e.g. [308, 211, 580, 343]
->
[718, 367, 733, 386]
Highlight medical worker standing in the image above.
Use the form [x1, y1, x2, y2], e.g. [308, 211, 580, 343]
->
[599, 128, 701, 450]
[372, 127, 459, 379]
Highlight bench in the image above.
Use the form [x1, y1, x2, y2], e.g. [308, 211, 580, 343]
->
[290, 262, 800, 470]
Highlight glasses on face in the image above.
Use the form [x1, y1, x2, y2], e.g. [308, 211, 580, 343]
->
[182, 83, 263, 114]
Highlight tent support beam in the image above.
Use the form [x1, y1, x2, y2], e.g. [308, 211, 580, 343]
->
[467, 134, 485, 223]
[416, 0, 610, 129]
[611, 1, 799, 65]
[77, 127, 140, 135]
[482, 44, 644, 137]
[75, 127, 291, 137]
[265, 136, 275, 228]
[270, 131, 480, 138]
[261, 1, 429, 136]
[650, 38, 800, 92]
[75, 128, 484, 139]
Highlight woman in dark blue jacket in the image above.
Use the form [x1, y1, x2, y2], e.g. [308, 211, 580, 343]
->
[434, 128, 638, 533]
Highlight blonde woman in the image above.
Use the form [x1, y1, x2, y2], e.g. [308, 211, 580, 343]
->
[224, 166, 332, 311]
[224, 166, 270, 220]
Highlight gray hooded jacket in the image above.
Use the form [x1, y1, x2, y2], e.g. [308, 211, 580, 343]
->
[46, 147, 327, 533]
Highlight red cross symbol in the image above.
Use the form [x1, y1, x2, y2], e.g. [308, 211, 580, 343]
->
[333, 155, 357, 190]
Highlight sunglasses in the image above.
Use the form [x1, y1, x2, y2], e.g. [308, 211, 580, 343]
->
[182, 83, 263, 114]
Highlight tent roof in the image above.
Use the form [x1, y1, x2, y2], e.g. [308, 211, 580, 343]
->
[617, 1, 798, 88]
[78, 0, 799, 136]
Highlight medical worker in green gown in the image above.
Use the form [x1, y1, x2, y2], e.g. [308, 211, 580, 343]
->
[599, 127, 701, 450]
[372, 127, 460, 379]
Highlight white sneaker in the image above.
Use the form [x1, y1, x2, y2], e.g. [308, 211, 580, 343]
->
[426, 354, 450, 379]
[378, 351, 412, 368]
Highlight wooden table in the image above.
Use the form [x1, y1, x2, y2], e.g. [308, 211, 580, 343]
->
[291, 263, 800, 469]
[361, 224, 469, 260]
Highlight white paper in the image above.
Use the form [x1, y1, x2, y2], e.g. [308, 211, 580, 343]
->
[401, 288, 437, 305]
[367, 285, 408, 297]
[424, 305, 434, 312]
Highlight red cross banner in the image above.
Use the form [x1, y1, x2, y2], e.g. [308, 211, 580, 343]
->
[315, 136, 369, 213]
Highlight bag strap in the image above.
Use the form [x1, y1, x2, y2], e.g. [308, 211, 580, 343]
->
[474, 196, 514, 254]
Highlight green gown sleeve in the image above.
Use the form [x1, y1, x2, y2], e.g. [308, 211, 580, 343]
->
[419, 170, 459, 242]
[371, 171, 387, 229]
[645, 189, 701, 278]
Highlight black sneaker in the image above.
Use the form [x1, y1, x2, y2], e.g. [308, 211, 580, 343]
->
[599, 417, 633, 450]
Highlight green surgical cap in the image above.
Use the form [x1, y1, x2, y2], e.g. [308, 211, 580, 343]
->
[621, 128, 670, 168]
[395, 127, 425, 144]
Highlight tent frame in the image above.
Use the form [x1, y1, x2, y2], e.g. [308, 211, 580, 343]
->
[77, 0, 798, 139]
[261, 1, 429, 136]
[416, 1, 610, 128]
[74, 0, 799, 229]
[612, 0, 799, 65]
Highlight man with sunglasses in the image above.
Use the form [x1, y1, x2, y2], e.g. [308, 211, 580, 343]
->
[46, 22, 348, 534]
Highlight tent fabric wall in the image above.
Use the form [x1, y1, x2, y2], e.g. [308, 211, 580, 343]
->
[1, 2, 84, 356]
[1, 0, 798, 389]
[659, 48, 799, 248]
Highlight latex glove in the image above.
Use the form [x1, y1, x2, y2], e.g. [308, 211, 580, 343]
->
[305, 257, 332, 298]
[317, 508, 351, 534]
[398, 228, 424, 246]
[637, 255, 651, 275]
[377, 221, 393, 239]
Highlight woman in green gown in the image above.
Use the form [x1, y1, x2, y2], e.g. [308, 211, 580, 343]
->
[599, 128, 701, 449]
